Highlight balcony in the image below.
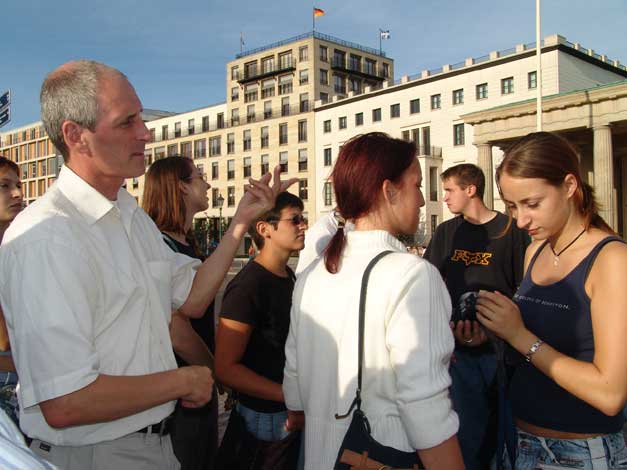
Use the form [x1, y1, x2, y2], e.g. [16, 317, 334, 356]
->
[238, 57, 296, 84]
[331, 57, 386, 81]
[416, 146, 442, 158]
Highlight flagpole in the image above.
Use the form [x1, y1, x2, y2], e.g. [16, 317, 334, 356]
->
[312, 8, 315, 32]
[379, 29, 382, 55]
[536, 0, 542, 131]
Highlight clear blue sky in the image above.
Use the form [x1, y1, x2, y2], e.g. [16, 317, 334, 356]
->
[3, 0, 626, 131]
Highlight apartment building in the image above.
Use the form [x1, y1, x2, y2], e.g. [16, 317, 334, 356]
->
[313, 34, 627, 244]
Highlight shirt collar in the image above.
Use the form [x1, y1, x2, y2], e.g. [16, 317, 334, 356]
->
[57, 166, 138, 228]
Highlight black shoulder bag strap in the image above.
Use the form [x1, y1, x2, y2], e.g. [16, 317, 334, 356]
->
[161, 232, 180, 253]
[336, 250, 394, 419]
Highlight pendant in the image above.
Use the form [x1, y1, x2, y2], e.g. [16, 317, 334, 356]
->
[553, 256, 559, 267]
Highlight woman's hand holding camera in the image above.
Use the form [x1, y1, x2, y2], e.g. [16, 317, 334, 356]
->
[476, 290, 526, 344]
[450, 320, 487, 347]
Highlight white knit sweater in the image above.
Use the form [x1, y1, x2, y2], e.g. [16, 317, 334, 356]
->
[283, 230, 459, 470]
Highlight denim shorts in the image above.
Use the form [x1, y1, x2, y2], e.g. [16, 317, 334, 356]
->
[236, 403, 290, 441]
[504, 429, 627, 469]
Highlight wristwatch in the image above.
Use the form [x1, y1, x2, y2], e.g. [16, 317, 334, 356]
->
[525, 339, 544, 363]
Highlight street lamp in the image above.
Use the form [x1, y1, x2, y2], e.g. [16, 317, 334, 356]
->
[216, 193, 225, 242]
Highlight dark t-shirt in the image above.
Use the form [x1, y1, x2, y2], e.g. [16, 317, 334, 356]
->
[424, 213, 529, 351]
[220, 260, 295, 413]
[162, 235, 215, 364]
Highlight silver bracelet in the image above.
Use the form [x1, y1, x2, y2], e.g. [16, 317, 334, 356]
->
[525, 339, 544, 363]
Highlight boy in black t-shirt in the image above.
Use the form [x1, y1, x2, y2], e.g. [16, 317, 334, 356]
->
[215, 192, 306, 447]
[424, 164, 528, 470]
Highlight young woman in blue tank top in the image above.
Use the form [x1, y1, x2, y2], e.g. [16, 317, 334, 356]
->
[475, 132, 626, 469]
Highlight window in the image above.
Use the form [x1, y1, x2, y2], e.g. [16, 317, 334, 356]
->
[231, 66, 239, 80]
[299, 179, 308, 200]
[202, 116, 210, 132]
[333, 74, 345, 94]
[231, 87, 239, 102]
[390, 103, 400, 118]
[244, 61, 257, 79]
[320, 92, 329, 104]
[243, 157, 252, 178]
[320, 69, 329, 86]
[333, 49, 346, 68]
[188, 119, 195, 135]
[167, 144, 178, 157]
[431, 94, 441, 110]
[299, 93, 309, 112]
[319, 45, 328, 62]
[261, 154, 269, 174]
[260, 126, 269, 148]
[247, 104, 255, 123]
[382, 63, 390, 78]
[338, 116, 347, 129]
[244, 84, 258, 103]
[227, 133, 235, 154]
[323, 120, 331, 133]
[298, 149, 308, 171]
[174, 123, 181, 138]
[355, 112, 363, 126]
[279, 123, 288, 145]
[278, 75, 293, 95]
[501, 77, 514, 94]
[349, 54, 361, 71]
[132, 177, 138, 189]
[209, 136, 221, 156]
[279, 151, 288, 172]
[180, 142, 191, 158]
[298, 120, 307, 142]
[281, 97, 290, 116]
[243, 130, 251, 151]
[261, 79, 275, 98]
[264, 101, 272, 119]
[452, 89, 464, 105]
[299, 69, 309, 86]
[211, 162, 219, 180]
[323, 182, 333, 206]
[528, 71, 537, 89]
[323, 148, 332, 166]
[261, 56, 274, 74]
[278, 51, 292, 69]
[299, 46, 308, 61]
[476, 83, 488, 100]
[231, 109, 239, 126]
[410, 98, 420, 114]
[150, 129, 155, 142]
[349, 78, 361, 94]
[217, 113, 224, 129]
[453, 123, 465, 146]
[194, 139, 206, 159]
[412, 128, 420, 146]
[402, 130, 410, 142]
[227, 160, 235, 180]
[161, 125, 168, 140]
[227, 187, 235, 207]
[429, 167, 438, 201]
[143, 150, 152, 167]
[372, 108, 381, 122]
[211, 188, 220, 206]
[364, 58, 376, 75]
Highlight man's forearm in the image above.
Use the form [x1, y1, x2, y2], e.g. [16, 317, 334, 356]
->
[179, 220, 248, 318]
[39, 367, 207, 429]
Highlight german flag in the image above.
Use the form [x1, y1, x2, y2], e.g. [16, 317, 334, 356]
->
[314, 7, 325, 17]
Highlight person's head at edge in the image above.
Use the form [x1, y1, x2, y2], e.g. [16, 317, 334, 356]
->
[0, 157, 23, 240]
[324, 132, 424, 273]
[40, 60, 151, 200]
[496, 131, 614, 239]
[142, 156, 210, 253]
[440, 163, 486, 216]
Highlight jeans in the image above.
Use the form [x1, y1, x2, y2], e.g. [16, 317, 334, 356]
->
[0, 371, 18, 426]
[503, 429, 627, 469]
[450, 349, 498, 470]
[236, 403, 290, 441]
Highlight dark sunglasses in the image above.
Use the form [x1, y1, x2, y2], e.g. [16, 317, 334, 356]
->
[269, 214, 308, 226]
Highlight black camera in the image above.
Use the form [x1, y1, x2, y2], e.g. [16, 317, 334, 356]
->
[457, 291, 478, 322]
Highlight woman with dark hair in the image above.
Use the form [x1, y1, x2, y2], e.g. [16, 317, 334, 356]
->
[476, 132, 627, 469]
[0, 157, 23, 426]
[283, 132, 463, 469]
[142, 156, 218, 470]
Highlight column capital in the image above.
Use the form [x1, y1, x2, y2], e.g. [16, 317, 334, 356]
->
[592, 123, 611, 131]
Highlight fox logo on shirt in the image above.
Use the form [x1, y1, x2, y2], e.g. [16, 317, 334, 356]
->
[451, 249, 492, 266]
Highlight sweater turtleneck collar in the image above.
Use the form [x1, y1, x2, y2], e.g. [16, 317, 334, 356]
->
[343, 230, 407, 255]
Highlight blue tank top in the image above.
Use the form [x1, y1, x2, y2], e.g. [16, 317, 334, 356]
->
[510, 236, 626, 434]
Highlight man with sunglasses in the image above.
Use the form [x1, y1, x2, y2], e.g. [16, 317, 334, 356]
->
[215, 192, 306, 467]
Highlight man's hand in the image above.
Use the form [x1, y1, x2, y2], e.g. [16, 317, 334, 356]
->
[450, 320, 488, 347]
[233, 165, 298, 225]
[179, 366, 214, 408]
[284, 410, 305, 432]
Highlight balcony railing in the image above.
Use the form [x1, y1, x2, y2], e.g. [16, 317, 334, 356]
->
[416, 146, 442, 158]
[238, 57, 296, 84]
[331, 57, 386, 81]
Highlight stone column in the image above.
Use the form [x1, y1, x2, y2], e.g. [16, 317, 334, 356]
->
[476, 143, 494, 209]
[592, 125, 615, 230]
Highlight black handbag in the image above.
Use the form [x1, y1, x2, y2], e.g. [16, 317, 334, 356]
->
[334, 251, 424, 470]
[215, 406, 301, 470]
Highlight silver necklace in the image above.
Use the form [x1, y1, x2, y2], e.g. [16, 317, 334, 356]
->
[549, 228, 586, 266]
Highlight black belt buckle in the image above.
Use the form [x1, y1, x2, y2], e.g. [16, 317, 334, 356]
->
[137, 415, 172, 436]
